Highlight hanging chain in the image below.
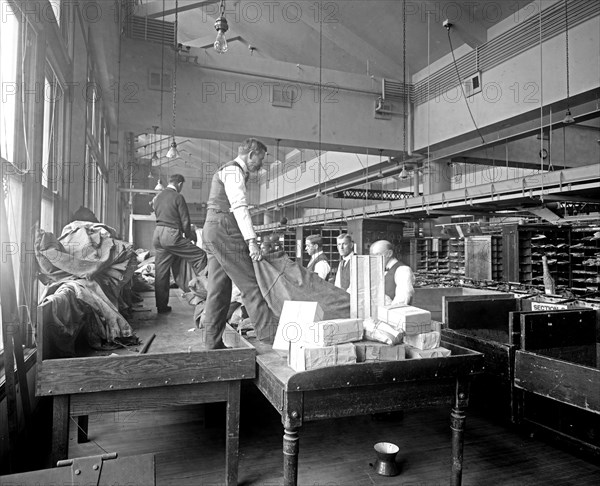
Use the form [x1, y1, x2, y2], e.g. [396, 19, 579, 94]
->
[564, 0, 570, 102]
[171, 0, 178, 137]
[402, 0, 407, 158]
[220, 0, 226, 17]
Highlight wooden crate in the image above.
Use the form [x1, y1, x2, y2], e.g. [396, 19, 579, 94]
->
[412, 287, 509, 321]
[514, 308, 600, 457]
[440, 294, 521, 421]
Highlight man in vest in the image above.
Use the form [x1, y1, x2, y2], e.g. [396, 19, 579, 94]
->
[152, 174, 207, 314]
[305, 234, 331, 280]
[334, 233, 355, 291]
[202, 138, 278, 349]
[369, 239, 415, 306]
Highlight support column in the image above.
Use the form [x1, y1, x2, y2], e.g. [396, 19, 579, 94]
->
[422, 160, 453, 237]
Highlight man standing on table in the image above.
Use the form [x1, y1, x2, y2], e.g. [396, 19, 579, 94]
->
[334, 233, 355, 291]
[202, 138, 278, 349]
[369, 239, 415, 305]
[152, 174, 207, 314]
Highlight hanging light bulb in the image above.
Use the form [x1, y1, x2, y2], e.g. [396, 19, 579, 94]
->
[214, 0, 228, 53]
[399, 165, 409, 180]
[167, 2, 180, 159]
[151, 126, 159, 163]
[562, 108, 575, 125]
[562, 0, 575, 125]
[155, 179, 164, 191]
[166, 140, 179, 159]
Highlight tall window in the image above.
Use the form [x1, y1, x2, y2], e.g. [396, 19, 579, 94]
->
[1, 0, 19, 163]
[41, 69, 66, 232]
[0, 0, 21, 351]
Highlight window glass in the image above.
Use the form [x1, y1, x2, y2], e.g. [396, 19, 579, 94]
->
[0, 0, 19, 163]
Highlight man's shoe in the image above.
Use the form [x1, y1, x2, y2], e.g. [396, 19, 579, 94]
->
[157, 306, 172, 314]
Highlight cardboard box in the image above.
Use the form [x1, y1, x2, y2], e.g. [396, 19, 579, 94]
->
[350, 255, 385, 319]
[273, 301, 324, 351]
[355, 341, 405, 362]
[308, 318, 364, 347]
[289, 342, 357, 372]
[404, 331, 441, 350]
[406, 346, 451, 359]
[363, 318, 404, 345]
[378, 305, 431, 335]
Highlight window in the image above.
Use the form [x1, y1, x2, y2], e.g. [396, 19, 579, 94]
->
[0, 0, 19, 164]
[0, 0, 21, 352]
[41, 68, 66, 232]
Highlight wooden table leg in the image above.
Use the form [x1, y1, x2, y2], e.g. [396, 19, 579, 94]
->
[450, 378, 470, 486]
[225, 381, 241, 486]
[51, 395, 70, 467]
[450, 406, 465, 486]
[283, 426, 299, 486]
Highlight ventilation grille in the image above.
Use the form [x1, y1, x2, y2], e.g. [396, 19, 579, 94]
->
[382, 79, 412, 101]
[126, 16, 175, 45]
[413, 0, 598, 105]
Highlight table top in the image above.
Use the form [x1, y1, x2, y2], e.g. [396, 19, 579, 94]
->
[253, 338, 484, 393]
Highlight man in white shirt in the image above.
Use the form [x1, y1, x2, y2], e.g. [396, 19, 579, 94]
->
[334, 233, 355, 291]
[369, 239, 415, 306]
[304, 234, 331, 280]
[202, 138, 277, 349]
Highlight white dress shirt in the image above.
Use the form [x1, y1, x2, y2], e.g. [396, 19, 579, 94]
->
[309, 251, 331, 280]
[385, 257, 415, 306]
[219, 156, 256, 241]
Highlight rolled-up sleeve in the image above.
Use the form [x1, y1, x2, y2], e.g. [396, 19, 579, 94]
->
[220, 166, 256, 241]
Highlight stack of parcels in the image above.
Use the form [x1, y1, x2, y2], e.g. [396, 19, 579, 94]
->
[377, 305, 451, 359]
[288, 318, 365, 371]
[274, 301, 365, 371]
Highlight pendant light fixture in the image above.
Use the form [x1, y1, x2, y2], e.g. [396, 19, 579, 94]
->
[151, 125, 159, 163]
[214, 0, 228, 54]
[399, 165, 409, 180]
[562, 0, 575, 124]
[167, 0, 180, 159]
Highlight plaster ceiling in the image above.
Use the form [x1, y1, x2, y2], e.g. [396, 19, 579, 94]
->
[133, 0, 537, 168]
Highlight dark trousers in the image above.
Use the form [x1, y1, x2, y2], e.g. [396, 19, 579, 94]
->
[202, 212, 277, 348]
[153, 226, 207, 310]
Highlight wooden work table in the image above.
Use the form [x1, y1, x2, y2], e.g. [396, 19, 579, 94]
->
[251, 338, 484, 486]
[37, 300, 253, 486]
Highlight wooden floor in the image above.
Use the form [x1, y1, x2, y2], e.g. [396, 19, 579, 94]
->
[48, 291, 600, 485]
[66, 386, 600, 486]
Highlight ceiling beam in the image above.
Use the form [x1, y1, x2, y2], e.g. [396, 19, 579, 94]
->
[300, 16, 405, 81]
[146, 1, 218, 19]
[418, 92, 600, 161]
[453, 156, 559, 171]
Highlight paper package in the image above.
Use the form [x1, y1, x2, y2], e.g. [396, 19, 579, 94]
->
[404, 331, 441, 350]
[378, 305, 432, 335]
[363, 318, 404, 345]
[355, 341, 405, 362]
[307, 318, 364, 347]
[406, 346, 451, 359]
[273, 301, 324, 351]
[289, 342, 357, 372]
